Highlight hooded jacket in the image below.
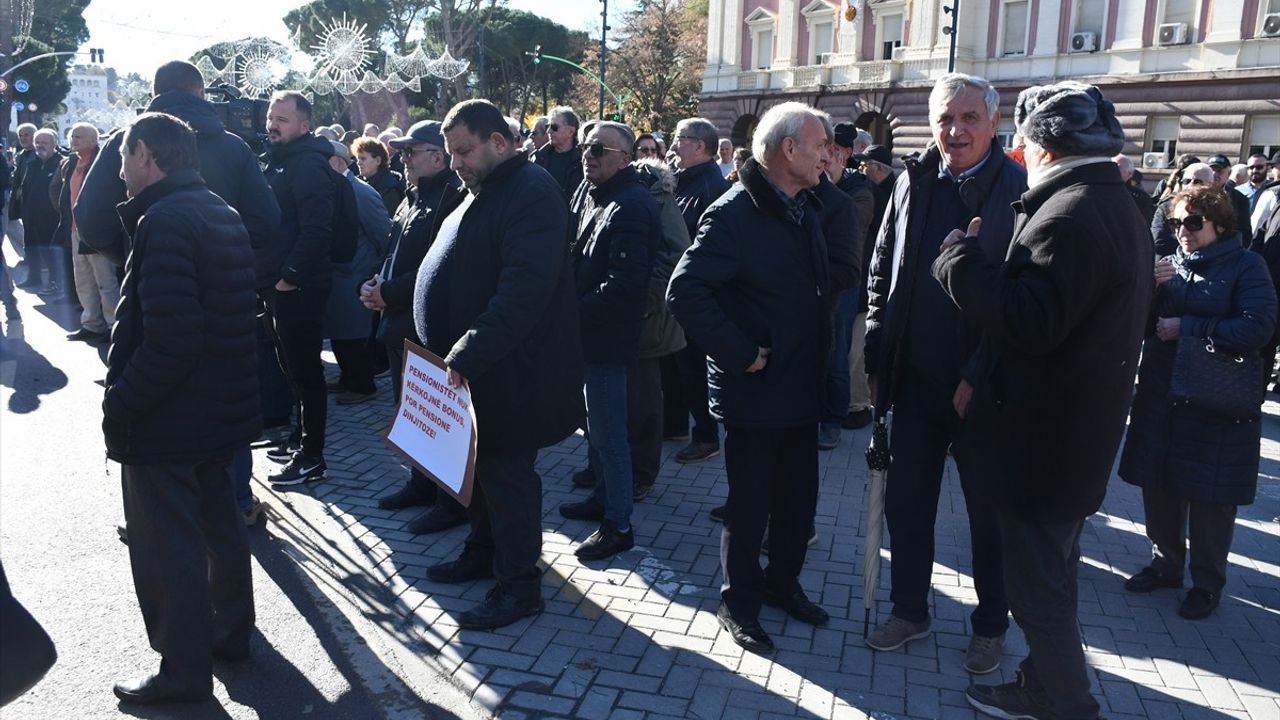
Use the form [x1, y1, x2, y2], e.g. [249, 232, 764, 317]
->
[74, 91, 281, 270]
[632, 160, 688, 359]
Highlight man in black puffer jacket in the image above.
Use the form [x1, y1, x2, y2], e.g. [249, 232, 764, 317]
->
[259, 90, 337, 487]
[106, 112, 258, 706]
[74, 61, 280, 271]
[557, 122, 660, 562]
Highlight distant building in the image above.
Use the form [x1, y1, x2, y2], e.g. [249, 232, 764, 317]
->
[698, 0, 1280, 183]
[54, 66, 110, 134]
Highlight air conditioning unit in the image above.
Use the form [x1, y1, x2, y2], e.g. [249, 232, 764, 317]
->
[1156, 22, 1190, 46]
[1070, 32, 1098, 52]
[1261, 12, 1280, 37]
[1143, 152, 1170, 169]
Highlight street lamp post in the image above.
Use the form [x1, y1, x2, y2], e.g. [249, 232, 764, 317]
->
[942, 0, 961, 72]
[598, 0, 608, 119]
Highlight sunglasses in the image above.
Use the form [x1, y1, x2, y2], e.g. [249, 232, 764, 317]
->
[636, 145, 658, 155]
[1166, 214, 1205, 232]
[1179, 177, 1206, 187]
[586, 141, 626, 158]
[401, 145, 441, 158]
[549, 124, 561, 132]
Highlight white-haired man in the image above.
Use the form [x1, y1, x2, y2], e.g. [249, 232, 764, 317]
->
[863, 72, 1027, 673]
[53, 123, 119, 342]
[669, 102, 832, 655]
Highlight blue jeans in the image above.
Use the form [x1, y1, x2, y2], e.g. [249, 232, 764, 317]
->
[233, 445, 252, 512]
[824, 289, 858, 423]
[584, 364, 633, 530]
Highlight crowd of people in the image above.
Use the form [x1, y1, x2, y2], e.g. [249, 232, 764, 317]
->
[2, 58, 1279, 720]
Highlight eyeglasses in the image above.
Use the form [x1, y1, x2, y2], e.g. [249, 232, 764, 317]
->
[1166, 214, 1205, 232]
[549, 124, 561, 132]
[636, 145, 658, 156]
[586, 142, 626, 159]
[401, 146, 441, 158]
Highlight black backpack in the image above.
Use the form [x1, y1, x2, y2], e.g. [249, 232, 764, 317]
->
[328, 167, 359, 264]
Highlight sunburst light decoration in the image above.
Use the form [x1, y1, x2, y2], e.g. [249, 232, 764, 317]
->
[193, 38, 293, 97]
[311, 14, 373, 74]
[5, 0, 35, 55]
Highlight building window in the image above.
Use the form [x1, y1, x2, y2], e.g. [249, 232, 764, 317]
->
[1073, 0, 1107, 38]
[996, 118, 1016, 149]
[1247, 115, 1280, 159]
[1161, 0, 1196, 25]
[802, 0, 839, 64]
[1001, 0, 1029, 56]
[1147, 116, 1181, 161]
[880, 13, 904, 60]
[744, 8, 777, 70]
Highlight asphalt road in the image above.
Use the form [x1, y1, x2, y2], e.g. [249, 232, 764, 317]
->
[0, 283, 477, 720]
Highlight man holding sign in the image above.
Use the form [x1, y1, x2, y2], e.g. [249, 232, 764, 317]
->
[415, 100, 584, 630]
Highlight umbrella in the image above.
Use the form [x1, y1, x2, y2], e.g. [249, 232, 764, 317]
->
[862, 414, 891, 637]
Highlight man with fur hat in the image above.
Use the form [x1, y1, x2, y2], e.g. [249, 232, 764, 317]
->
[933, 81, 1152, 720]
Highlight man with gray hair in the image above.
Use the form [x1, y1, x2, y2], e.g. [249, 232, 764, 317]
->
[52, 122, 119, 342]
[5, 122, 38, 264]
[531, 105, 583, 198]
[558, 120, 660, 561]
[717, 138, 734, 177]
[529, 116, 550, 151]
[934, 80, 1150, 720]
[864, 72, 1025, 673]
[1113, 153, 1155, 225]
[15, 129, 66, 295]
[670, 116, 732, 466]
[669, 101, 832, 654]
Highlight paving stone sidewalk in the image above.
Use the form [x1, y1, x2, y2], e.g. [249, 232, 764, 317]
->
[260, 370, 1280, 720]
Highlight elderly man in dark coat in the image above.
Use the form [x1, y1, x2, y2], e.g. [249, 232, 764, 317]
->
[669, 102, 832, 655]
[420, 100, 583, 630]
[16, 129, 65, 295]
[107, 112, 259, 705]
[933, 82, 1152, 720]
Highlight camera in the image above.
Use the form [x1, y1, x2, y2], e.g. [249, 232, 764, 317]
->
[206, 84, 268, 154]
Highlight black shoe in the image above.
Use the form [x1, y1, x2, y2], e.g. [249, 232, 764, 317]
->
[576, 525, 634, 561]
[67, 327, 107, 342]
[250, 426, 292, 449]
[1179, 587, 1219, 620]
[456, 585, 543, 630]
[632, 482, 653, 501]
[571, 466, 596, 488]
[843, 408, 873, 430]
[325, 381, 346, 392]
[675, 441, 720, 463]
[761, 526, 818, 555]
[335, 389, 377, 405]
[763, 588, 829, 626]
[426, 551, 494, 584]
[716, 604, 774, 654]
[265, 443, 299, 463]
[112, 673, 211, 705]
[378, 482, 436, 510]
[267, 454, 325, 486]
[407, 504, 468, 535]
[116, 523, 128, 544]
[559, 496, 605, 522]
[709, 504, 727, 523]
[1124, 566, 1183, 593]
[966, 670, 1052, 720]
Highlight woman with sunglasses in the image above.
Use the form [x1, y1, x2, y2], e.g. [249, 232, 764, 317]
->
[1151, 162, 1215, 256]
[1119, 185, 1277, 620]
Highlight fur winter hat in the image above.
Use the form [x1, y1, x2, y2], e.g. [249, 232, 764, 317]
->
[1014, 81, 1125, 157]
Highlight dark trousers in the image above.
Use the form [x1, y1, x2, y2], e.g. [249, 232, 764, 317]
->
[121, 460, 254, 689]
[387, 340, 465, 516]
[823, 289, 856, 423]
[331, 337, 376, 393]
[675, 340, 718, 444]
[266, 286, 330, 458]
[257, 300, 294, 428]
[721, 423, 818, 620]
[885, 369, 1008, 637]
[1143, 485, 1237, 593]
[628, 357, 662, 487]
[463, 449, 543, 603]
[659, 353, 686, 438]
[1000, 512, 1100, 720]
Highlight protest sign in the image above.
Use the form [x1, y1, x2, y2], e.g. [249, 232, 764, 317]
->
[384, 341, 477, 506]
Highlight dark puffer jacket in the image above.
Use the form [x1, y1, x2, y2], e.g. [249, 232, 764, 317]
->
[104, 169, 261, 465]
[933, 161, 1152, 523]
[1119, 233, 1277, 506]
[261, 132, 337, 288]
[532, 144, 584, 200]
[74, 91, 282, 270]
[668, 158, 830, 429]
[365, 166, 405, 218]
[572, 165, 661, 365]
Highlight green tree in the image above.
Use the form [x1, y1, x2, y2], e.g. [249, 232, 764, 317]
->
[1, 0, 92, 134]
[608, 0, 706, 132]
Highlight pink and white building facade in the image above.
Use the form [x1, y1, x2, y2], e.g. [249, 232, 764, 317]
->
[697, 0, 1280, 177]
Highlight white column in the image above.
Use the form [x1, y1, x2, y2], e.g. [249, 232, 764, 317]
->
[724, 0, 744, 69]
[775, 0, 801, 67]
[707, 0, 726, 68]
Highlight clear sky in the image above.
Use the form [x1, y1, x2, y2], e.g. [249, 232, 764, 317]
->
[76, 0, 635, 78]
